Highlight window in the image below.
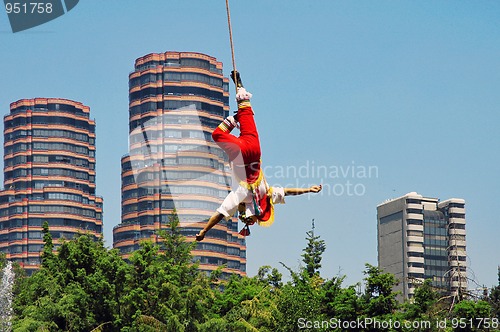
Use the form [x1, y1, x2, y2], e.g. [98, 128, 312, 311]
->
[135, 60, 160, 71]
[32, 129, 90, 142]
[29, 245, 43, 252]
[449, 223, 465, 230]
[162, 100, 224, 116]
[407, 219, 423, 225]
[33, 142, 89, 155]
[165, 130, 181, 138]
[407, 230, 423, 237]
[28, 219, 42, 226]
[164, 72, 181, 82]
[47, 192, 83, 202]
[448, 203, 465, 209]
[33, 155, 49, 163]
[180, 58, 210, 70]
[28, 231, 42, 239]
[406, 199, 421, 204]
[32, 167, 90, 180]
[31, 116, 91, 129]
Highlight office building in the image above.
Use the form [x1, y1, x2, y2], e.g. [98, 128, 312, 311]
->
[0, 98, 103, 274]
[113, 51, 246, 277]
[377, 192, 466, 300]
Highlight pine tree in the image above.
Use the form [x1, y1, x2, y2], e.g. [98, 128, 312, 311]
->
[301, 219, 326, 277]
[41, 221, 56, 270]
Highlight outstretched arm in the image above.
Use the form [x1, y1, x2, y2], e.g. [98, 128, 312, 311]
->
[196, 212, 224, 241]
[284, 185, 322, 196]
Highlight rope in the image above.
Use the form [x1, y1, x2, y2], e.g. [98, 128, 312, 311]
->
[225, 0, 238, 93]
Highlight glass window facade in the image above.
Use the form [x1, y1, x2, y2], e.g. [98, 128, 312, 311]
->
[423, 210, 449, 290]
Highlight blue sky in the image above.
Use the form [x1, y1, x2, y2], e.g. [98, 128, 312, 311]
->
[1, 1, 499, 289]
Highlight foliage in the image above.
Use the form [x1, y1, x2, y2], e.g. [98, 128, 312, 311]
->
[489, 268, 500, 319]
[14, 222, 129, 331]
[0, 252, 6, 270]
[9, 217, 499, 332]
[275, 266, 326, 332]
[402, 279, 439, 320]
[452, 300, 492, 332]
[362, 263, 400, 317]
[321, 277, 362, 322]
[121, 212, 212, 331]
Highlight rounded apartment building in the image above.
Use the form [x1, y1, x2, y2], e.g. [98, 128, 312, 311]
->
[113, 52, 246, 277]
[0, 98, 103, 274]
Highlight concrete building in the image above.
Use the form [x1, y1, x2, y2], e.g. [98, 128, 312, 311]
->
[0, 98, 103, 274]
[377, 192, 466, 300]
[113, 52, 246, 277]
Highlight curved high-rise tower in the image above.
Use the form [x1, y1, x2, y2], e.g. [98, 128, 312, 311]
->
[113, 51, 246, 277]
[0, 98, 103, 274]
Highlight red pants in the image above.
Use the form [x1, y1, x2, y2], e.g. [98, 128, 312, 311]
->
[212, 106, 261, 183]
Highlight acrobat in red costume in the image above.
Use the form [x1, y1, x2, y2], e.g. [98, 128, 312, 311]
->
[195, 72, 322, 241]
[212, 89, 262, 185]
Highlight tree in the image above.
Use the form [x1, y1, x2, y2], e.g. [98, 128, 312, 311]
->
[18, 212, 494, 331]
[321, 276, 363, 323]
[489, 267, 500, 319]
[14, 227, 130, 331]
[122, 210, 212, 331]
[257, 265, 283, 289]
[362, 264, 399, 317]
[403, 279, 439, 321]
[272, 262, 325, 332]
[452, 300, 492, 332]
[301, 220, 326, 278]
[41, 221, 54, 265]
[0, 252, 6, 270]
[203, 266, 281, 332]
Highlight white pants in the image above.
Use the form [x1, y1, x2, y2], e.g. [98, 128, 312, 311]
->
[217, 184, 285, 220]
